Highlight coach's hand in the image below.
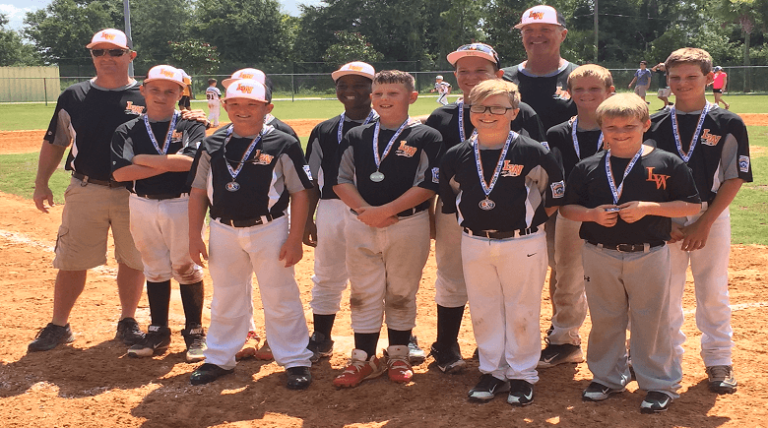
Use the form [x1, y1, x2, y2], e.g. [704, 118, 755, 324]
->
[182, 109, 212, 128]
[679, 218, 712, 252]
[33, 185, 55, 213]
[279, 238, 303, 267]
[189, 237, 208, 267]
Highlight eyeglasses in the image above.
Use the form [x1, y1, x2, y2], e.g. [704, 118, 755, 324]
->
[90, 49, 130, 57]
[456, 44, 500, 62]
[469, 105, 515, 115]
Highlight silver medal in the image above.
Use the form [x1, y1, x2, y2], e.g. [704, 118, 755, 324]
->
[226, 181, 240, 192]
[478, 198, 496, 211]
[370, 171, 385, 182]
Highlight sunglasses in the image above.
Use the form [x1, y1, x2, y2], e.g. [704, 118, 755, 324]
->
[90, 49, 130, 57]
[455, 43, 501, 67]
[469, 105, 515, 115]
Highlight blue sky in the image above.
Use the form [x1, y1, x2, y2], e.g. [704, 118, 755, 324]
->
[1, 0, 322, 30]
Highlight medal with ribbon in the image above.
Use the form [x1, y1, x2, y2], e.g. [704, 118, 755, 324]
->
[473, 131, 517, 211]
[604, 147, 643, 205]
[670, 102, 711, 163]
[337, 110, 377, 145]
[143, 112, 179, 155]
[370, 118, 410, 182]
[222, 125, 269, 192]
[570, 116, 603, 160]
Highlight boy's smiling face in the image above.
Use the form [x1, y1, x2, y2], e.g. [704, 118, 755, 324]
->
[568, 76, 613, 112]
[371, 82, 417, 124]
[223, 97, 273, 128]
[601, 115, 650, 156]
[336, 75, 372, 112]
[667, 63, 713, 105]
[469, 94, 518, 137]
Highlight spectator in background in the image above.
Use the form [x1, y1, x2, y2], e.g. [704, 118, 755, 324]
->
[628, 61, 652, 103]
[710, 66, 730, 110]
[651, 63, 673, 111]
[179, 69, 192, 111]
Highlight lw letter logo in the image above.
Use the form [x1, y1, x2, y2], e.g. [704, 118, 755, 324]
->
[124, 101, 145, 115]
[160, 69, 176, 78]
[236, 83, 254, 94]
[101, 31, 116, 41]
[240, 73, 254, 79]
[529, 11, 544, 20]
[646, 167, 670, 190]
[700, 129, 721, 147]
[501, 161, 523, 177]
[396, 141, 417, 158]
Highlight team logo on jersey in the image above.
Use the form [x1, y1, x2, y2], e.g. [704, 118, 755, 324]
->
[171, 130, 183, 142]
[303, 165, 313, 180]
[540, 141, 550, 151]
[432, 167, 439, 184]
[396, 141, 417, 158]
[529, 11, 545, 20]
[739, 155, 750, 173]
[646, 167, 670, 190]
[550, 180, 565, 198]
[554, 85, 571, 101]
[700, 129, 721, 147]
[124, 101, 145, 115]
[249, 150, 274, 165]
[235, 83, 254, 94]
[501, 161, 524, 177]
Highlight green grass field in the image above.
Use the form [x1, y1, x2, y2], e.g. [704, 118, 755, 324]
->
[0, 97, 766, 244]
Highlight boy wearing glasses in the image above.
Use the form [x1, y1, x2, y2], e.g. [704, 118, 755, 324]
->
[439, 79, 565, 406]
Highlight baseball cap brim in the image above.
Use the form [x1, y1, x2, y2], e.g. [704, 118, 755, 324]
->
[447, 50, 498, 67]
[143, 76, 185, 88]
[86, 41, 128, 49]
[331, 69, 374, 82]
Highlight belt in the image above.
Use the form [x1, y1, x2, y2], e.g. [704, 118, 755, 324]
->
[72, 172, 126, 188]
[135, 193, 188, 200]
[463, 226, 538, 240]
[587, 241, 665, 253]
[348, 207, 428, 218]
[216, 212, 284, 228]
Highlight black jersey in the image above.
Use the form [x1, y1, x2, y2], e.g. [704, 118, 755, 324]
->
[439, 134, 566, 232]
[547, 119, 603, 179]
[425, 101, 546, 150]
[647, 106, 752, 203]
[45, 80, 146, 182]
[266, 115, 300, 142]
[190, 125, 313, 221]
[502, 62, 579, 131]
[334, 121, 443, 214]
[305, 112, 378, 200]
[565, 146, 700, 244]
[111, 116, 204, 195]
[655, 69, 668, 89]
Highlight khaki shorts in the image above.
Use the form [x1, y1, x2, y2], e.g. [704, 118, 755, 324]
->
[634, 85, 647, 98]
[658, 88, 671, 97]
[53, 176, 144, 271]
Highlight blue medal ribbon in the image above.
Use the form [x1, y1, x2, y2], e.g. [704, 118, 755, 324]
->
[604, 147, 643, 205]
[473, 131, 518, 207]
[669, 102, 711, 163]
[143, 111, 179, 155]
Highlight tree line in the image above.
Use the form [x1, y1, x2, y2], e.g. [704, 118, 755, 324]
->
[1, 0, 767, 76]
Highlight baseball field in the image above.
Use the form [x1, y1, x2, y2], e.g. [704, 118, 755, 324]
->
[0, 95, 766, 427]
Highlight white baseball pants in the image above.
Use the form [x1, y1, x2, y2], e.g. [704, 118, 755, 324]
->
[669, 205, 733, 367]
[344, 210, 430, 333]
[207, 101, 220, 125]
[310, 199, 350, 314]
[549, 212, 588, 345]
[204, 217, 313, 370]
[434, 199, 467, 308]
[462, 230, 547, 383]
[129, 195, 203, 284]
[437, 93, 448, 105]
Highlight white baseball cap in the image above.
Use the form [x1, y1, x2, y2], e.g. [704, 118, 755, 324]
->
[225, 79, 269, 103]
[436, 75, 444, 80]
[86, 28, 129, 49]
[332, 62, 375, 82]
[447, 43, 501, 69]
[143, 65, 185, 88]
[222, 68, 266, 89]
[514, 5, 567, 29]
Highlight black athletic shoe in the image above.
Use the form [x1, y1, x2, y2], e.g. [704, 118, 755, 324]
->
[582, 381, 626, 401]
[190, 363, 234, 386]
[28, 323, 75, 352]
[408, 335, 426, 365]
[286, 366, 312, 390]
[640, 391, 672, 413]
[429, 341, 466, 374]
[116, 317, 145, 346]
[182, 325, 207, 363]
[507, 380, 534, 407]
[307, 331, 334, 363]
[706, 365, 737, 394]
[537, 343, 584, 368]
[468, 374, 510, 402]
[127, 325, 171, 358]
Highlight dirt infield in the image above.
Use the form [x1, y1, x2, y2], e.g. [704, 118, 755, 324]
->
[1, 115, 767, 427]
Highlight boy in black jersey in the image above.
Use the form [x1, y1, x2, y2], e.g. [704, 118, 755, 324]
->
[440, 79, 565, 406]
[187, 79, 315, 389]
[561, 94, 701, 413]
[331, 70, 443, 388]
[647, 48, 752, 395]
[540, 65, 614, 369]
[111, 65, 207, 362]
[303, 62, 378, 363]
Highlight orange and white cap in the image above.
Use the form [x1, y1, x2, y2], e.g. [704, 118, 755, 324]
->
[143, 65, 185, 88]
[332, 62, 375, 82]
[222, 68, 266, 89]
[514, 5, 566, 29]
[225, 79, 269, 103]
[86, 28, 129, 49]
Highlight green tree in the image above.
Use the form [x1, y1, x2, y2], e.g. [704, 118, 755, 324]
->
[322, 31, 384, 66]
[168, 39, 220, 75]
[131, 0, 194, 70]
[718, 0, 764, 91]
[433, 0, 487, 66]
[0, 13, 42, 66]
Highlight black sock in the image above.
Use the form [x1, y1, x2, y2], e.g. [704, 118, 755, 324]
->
[147, 280, 171, 327]
[436, 304, 465, 348]
[312, 313, 336, 339]
[179, 280, 204, 329]
[388, 328, 411, 347]
[354, 332, 380, 359]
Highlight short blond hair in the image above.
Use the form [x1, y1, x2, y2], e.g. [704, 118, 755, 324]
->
[468, 79, 520, 109]
[665, 47, 712, 75]
[567, 64, 613, 91]
[373, 70, 415, 93]
[596, 93, 649, 127]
